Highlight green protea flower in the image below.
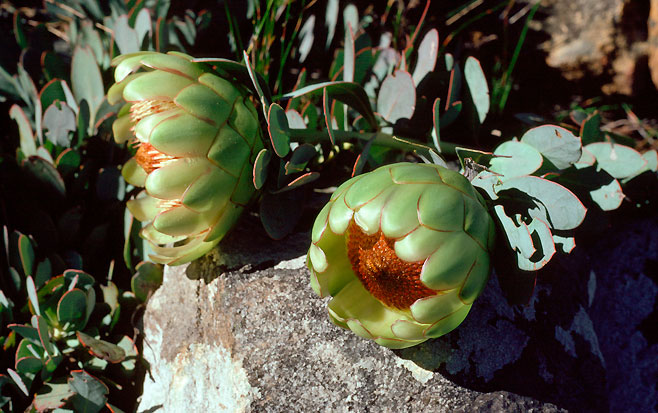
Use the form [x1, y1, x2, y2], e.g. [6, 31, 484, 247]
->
[108, 52, 263, 265]
[307, 162, 495, 349]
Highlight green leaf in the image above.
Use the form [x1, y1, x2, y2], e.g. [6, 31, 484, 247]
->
[377, 70, 415, 123]
[489, 140, 543, 178]
[36, 315, 55, 357]
[580, 112, 602, 145]
[27, 276, 40, 316]
[323, 88, 336, 145]
[431, 98, 441, 153]
[43, 102, 76, 147]
[276, 172, 320, 193]
[267, 104, 291, 157]
[68, 370, 108, 413]
[63, 270, 95, 291]
[57, 289, 87, 331]
[285, 144, 317, 174]
[194, 58, 273, 105]
[39, 80, 67, 111]
[131, 261, 164, 302]
[42, 51, 69, 82]
[590, 179, 624, 211]
[521, 125, 582, 170]
[253, 149, 271, 190]
[495, 176, 587, 230]
[35, 258, 52, 288]
[15, 339, 43, 374]
[71, 46, 104, 134]
[325, 0, 339, 48]
[494, 205, 556, 271]
[18, 233, 35, 277]
[585, 142, 647, 179]
[114, 15, 140, 54]
[439, 100, 462, 127]
[76, 331, 126, 363]
[55, 149, 81, 177]
[34, 380, 74, 412]
[13, 12, 27, 49]
[22, 156, 66, 197]
[7, 368, 30, 396]
[464, 57, 489, 124]
[283, 81, 377, 129]
[343, 19, 355, 81]
[412, 29, 438, 85]
[10, 104, 36, 157]
[8, 324, 40, 344]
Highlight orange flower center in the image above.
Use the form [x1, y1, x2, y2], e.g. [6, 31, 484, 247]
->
[346, 221, 435, 309]
[134, 141, 178, 174]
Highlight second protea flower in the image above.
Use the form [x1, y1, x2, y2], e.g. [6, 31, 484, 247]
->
[108, 52, 263, 265]
[307, 163, 495, 348]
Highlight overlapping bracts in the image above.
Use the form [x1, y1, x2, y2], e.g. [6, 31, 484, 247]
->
[307, 163, 495, 348]
[109, 52, 263, 265]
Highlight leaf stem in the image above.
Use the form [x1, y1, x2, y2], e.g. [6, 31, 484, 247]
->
[287, 128, 459, 155]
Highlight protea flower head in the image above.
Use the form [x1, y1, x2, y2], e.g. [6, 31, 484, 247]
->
[307, 162, 495, 349]
[108, 52, 263, 265]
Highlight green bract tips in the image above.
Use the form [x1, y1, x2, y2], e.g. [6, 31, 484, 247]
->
[109, 52, 263, 265]
[307, 163, 495, 349]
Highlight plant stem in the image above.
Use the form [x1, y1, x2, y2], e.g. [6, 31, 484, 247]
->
[287, 128, 460, 155]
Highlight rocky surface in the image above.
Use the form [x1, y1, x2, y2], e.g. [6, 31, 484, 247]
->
[136, 214, 657, 412]
[529, 0, 654, 95]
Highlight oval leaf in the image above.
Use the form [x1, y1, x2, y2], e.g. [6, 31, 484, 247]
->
[590, 179, 624, 211]
[77, 331, 126, 363]
[489, 140, 543, 178]
[464, 57, 489, 124]
[131, 261, 163, 302]
[377, 70, 415, 123]
[413, 29, 439, 85]
[267, 103, 291, 157]
[71, 46, 104, 134]
[495, 175, 587, 230]
[253, 149, 271, 190]
[585, 142, 647, 179]
[56, 288, 87, 331]
[521, 125, 582, 170]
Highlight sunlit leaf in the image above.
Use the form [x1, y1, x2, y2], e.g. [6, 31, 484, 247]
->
[496, 176, 587, 230]
[586, 142, 647, 179]
[71, 46, 104, 134]
[377, 70, 415, 123]
[43, 102, 76, 147]
[10, 104, 36, 157]
[590, 179, 624, 211]
[464, 57, 489, 124]
[412, 29, 438, 86]
[521, 125, 582, 169]
[489, 140, 543, 177]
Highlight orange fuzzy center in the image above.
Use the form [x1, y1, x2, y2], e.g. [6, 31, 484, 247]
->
[134, 142, 178, 174]
[346, 221, 434, 309]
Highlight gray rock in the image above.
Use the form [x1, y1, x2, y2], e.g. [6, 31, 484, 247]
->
[136, 222, 563, 412]
[136, 214, 658, 412]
